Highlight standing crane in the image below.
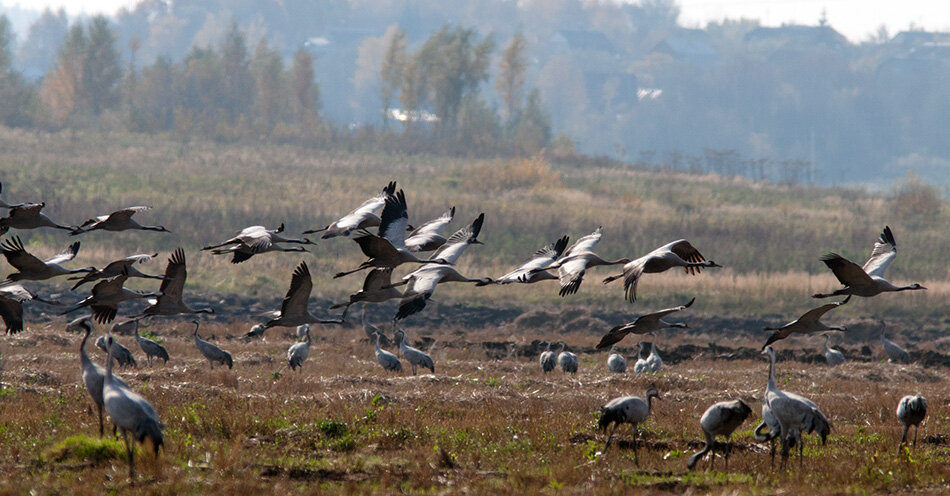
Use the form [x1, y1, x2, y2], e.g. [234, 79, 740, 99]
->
[95, 335, 137, 368]
[102, 332, 164, 480]
[287, 325, 311, 371]
[762, 296, 850, 349]
[0, 202, 75, 235]
[557, 343, 578, 373]
[133, 320, 169, 366]
[68, 253, 162, 290]
[68, 317, 129, 437]
[753, 399, 782, 466]
[607, 345, 626, 373]
[813, 226, 926, 299]
[1, 236, 94, 283]
[896, 394, 927, 453]
[304, 181, 396, 238]
[823, 334, 845, 366]
[374, 331, 402, 372]
[70, 206, 169, 235]
[138, 248, 215, 317]
[405, 206, 455, 252]
[395, 328, 434, 374]
[602, 239, 721, 302]
[687, 399, 753, 470]
[598, 387, 661, 464]
[880, 322, 910, 363]
[539, 340, 556, 373]
[762, 346, 831, 467]
[596, 297, 694, 349]
[642, 334, 662, 373]
[193, 320, 232, 369]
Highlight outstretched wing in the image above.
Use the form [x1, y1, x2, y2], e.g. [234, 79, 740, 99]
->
[862, 226, 897, 278]
[800, 295, 850, 323]
[429, 213, 484, 264]
[820, 253, 873, 287]
[377, 189, 409, 250]
[0, 236, 47, 273]
[497, 235, 569, 284]
[408, 206, 455, 238]
[45, 241, 81, 265]
[561, 227, 602, 259]
[666, 239, 708, 275]
[158, 248, 187, 300]
[279, 262, 313, 316]
[636, 297, 695, 324]
[107, 206, 151, 222]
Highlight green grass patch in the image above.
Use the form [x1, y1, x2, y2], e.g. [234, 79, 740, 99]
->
[43, 435, 126, 465]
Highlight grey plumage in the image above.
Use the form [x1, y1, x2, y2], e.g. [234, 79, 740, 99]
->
[374, 332, 402, 372]
[598, 387, 661, 464]
[607, 345, 626, 373]
[1, 235, 94, 283]
[102, 330, 164, 480]
[823, 334, 845, 366]
[602, 239, 720, 302]
[896, 395, 927, 452]
[596, 298, 693, 349]
[395, 329, 434, 374]
[539, 340, 556, 373]
[287, 326, 311, 371]
[69, 317, 128, 437]
[71, 205, 169, 235]
[134, 320, 169, 365]
[687, 399, 753, 470]
[880, 323, 910, 363]
[557, 343, 577, 373]
[762, 296, 850, 349]
[139, 248, 215, 317]
[193, 320, 233, 369]
[95, 334, 137, 368]
[813, 226, 926, 299]
[753, 399, 782, 466]
[762, 346, 831, 467]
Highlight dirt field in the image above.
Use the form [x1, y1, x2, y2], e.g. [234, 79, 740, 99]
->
[0, 316, 946, 495]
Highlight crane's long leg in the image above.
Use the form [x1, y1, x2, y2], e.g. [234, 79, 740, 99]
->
[632, 425, 640, 466]
[604, 423, 618, 451]
[122, 430, 135, 480]
[97, 404, 104, 438]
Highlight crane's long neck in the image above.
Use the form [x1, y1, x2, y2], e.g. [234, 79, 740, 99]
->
[767, 351, 777, 392]
[375, 333, 383, 352]
[646, 393, 655, 413]
[80, 326, 92, 367]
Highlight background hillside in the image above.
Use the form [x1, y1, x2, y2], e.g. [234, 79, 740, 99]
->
[0, 0, 948, 188]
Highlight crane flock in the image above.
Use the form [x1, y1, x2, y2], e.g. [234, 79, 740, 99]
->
[0, 180, 936, 481]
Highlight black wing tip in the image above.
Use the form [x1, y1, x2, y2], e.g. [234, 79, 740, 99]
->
[881, 225, 895, 245]
[471, 213, 485, 237]
[383, 181, 397, 195]
[820, 252, 844, 263]
[553, 235, 570, 257]
[683, 297, 696, 308]
[67, 241, 81, 255]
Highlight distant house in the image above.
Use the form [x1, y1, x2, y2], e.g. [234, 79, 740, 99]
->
[744, 24, 849, 50]
[651, 28, 719, 66]
[582, 72, 638, 112]
[550, 29, 619, 55]
[888, 31, 950, 48]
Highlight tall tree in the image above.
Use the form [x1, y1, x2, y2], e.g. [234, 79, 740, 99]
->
[0, 15, 12, 74]
[289, 46, 317, 128]
[84, 16, 122, 115]
[379, 27, 407, 123]
[219, 22, 253, 122]
[132, 56, 174, 131]
[251, 38, 285, 134]
[496, 31, 527, 126]
[41, 23, 86, 127]
[414, 25, 494, 136]
[17, 8, 68, 78]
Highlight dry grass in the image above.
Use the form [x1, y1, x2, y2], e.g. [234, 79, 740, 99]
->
[0, 128, 946, 320]
[0, 322, 947, 494]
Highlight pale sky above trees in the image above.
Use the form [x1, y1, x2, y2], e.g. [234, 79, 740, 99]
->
[2, 0, 947, 42]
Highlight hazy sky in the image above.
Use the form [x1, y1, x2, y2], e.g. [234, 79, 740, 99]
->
[1, 0, 948, 42]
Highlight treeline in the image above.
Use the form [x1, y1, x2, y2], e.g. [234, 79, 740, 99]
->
[0, 15, 550, 155]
